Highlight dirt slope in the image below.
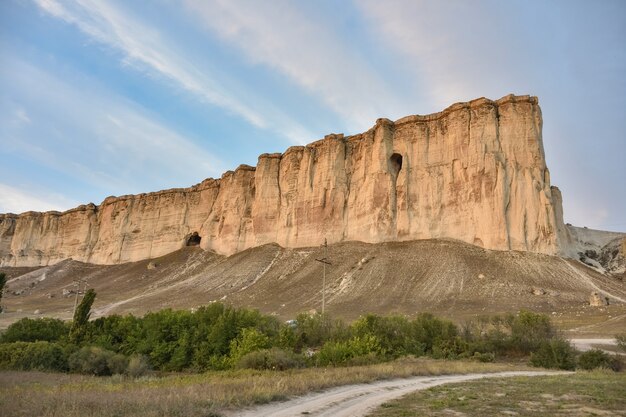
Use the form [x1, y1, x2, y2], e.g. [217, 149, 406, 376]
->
[1, 239, 625, 331]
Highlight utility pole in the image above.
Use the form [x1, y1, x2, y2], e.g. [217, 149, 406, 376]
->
[71, 279, 88, 319]
[72, 279, 80, 318]
[315, 238, 331, 314]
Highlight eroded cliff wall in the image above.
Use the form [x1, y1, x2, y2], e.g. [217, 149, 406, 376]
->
[0, 94, 567, 266]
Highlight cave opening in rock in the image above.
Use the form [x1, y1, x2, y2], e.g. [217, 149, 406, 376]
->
[390, 153, 403, 175]
[186, 232, 201, 246]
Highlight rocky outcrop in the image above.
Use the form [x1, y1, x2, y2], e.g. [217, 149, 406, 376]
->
[1, 94, 569, 266]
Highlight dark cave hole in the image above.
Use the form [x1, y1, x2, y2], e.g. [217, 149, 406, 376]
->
[186, 232, 201, 246]
[390, 153, 403, 175]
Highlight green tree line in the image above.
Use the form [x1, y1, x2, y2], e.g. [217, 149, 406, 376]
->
[0, 291, 622, 375]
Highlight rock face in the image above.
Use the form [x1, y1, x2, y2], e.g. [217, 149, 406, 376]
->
[0, 95, 569, 267]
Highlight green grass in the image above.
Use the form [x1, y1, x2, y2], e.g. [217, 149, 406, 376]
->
[369, 370, 626, 416]
[0, 357, 526, 417]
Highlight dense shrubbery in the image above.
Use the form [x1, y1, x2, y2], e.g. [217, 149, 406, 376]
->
[577, 349, 622, 371]
[0, 341, 69, 372]
[1, 317, 69, 343]
[1, 300, 606, 374]
[236, 348, 302, 370]
[529, 338, 577, 370]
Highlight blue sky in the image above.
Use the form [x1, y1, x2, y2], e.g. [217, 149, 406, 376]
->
[1, 0, 624, 231]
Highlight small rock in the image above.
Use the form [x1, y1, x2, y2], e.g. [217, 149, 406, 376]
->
[34, 309, 41, 315]
[589, 292, 609, 306]
[147, 261, 158, 270]
[531, 287, 546, 295]
[478, 273, 485, 279]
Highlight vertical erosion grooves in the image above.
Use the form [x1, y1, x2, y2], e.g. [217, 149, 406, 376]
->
[0, 95, 565, 266]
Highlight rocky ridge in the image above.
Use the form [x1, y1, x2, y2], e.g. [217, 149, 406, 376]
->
[1, 95, 570, 266]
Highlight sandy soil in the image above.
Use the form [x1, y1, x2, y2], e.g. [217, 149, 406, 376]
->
[230, 371, 566, 417]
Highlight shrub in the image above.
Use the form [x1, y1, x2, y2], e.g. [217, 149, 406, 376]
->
[530, 339, 577, 370]
[236, 348, 302, 370]
[511, 310, 555, 353]
[69, 346, 128, 376]
[1, 317, 69, 343]
[0, 341, 68, 372]
[472, 352, 495, 363]
[578, 349, 622, 371]
[616, 333, 626, 352]
[412, 313, 458, 356]
[294, 313, 336, 347]
[126, 355, 152, 377]
[316, 334, 384, 366]
[228, 328, 271, 365]
[316, 340, 352, 366]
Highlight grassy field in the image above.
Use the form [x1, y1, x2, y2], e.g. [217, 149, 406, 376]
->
[0, 357, 527, 417]
[369, 370, 626, 417]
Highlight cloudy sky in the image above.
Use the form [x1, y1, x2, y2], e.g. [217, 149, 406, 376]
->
[1, 0, 624, 231]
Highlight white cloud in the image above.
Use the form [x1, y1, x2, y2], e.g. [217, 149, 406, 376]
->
[0, 183, 78, 214]
[184, 0, 406, 131]
[356, 0, 530, 109]
[33, 0, 314, 143]
[2, 58, 225, 196]
[15, 108, 31, 124]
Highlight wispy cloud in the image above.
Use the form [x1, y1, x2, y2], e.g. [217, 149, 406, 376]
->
[34, 0, 264, 127]
[184, 0, 406, 130]
[33, 0, 314, 143]
[356, 0, 531, 108]
[0, 183, 78, 214]
[1, 58, 224, 198]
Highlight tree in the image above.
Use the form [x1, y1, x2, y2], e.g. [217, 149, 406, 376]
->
[0, 272, 6, 313]
[70, 288, 96, 343]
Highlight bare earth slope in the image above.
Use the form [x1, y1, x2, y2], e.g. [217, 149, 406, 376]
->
[2, 239, 625, 332]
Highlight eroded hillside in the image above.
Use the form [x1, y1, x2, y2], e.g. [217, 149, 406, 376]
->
[2, 239, 624, 334]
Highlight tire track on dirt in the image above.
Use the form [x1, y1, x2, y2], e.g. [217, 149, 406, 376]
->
[232, 371, 567, 417]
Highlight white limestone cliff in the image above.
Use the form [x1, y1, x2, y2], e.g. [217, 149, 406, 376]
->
[0, 95, 571, 266]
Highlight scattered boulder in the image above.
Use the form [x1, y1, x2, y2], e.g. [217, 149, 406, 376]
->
[33, 309, 41, 315]
[147, 261, 158, 270]
[589, 292, 609, 307]
[531, 287, 547, 295]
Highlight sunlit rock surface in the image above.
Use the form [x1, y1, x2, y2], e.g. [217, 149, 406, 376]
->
[0, 95, 572, 266]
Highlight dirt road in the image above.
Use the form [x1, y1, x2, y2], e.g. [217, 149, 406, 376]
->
[231, 371, 565, 417]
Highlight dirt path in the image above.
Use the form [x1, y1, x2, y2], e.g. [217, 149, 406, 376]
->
[231, 371, 565, 417]
[570, 338, 624, 355]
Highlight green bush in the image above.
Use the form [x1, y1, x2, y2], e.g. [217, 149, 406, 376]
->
[69, 346, 128, 376]
[1, 317, 69, 343]
[0, 341, 69, 371]
[530, 339, 577, 370]
[316, 340, 352, 366]
[293, 313, 337, 347]
[228, 328, 270, 364]
[578, 349, 621, 371]
[126, 355, 152, 377]
[316, 334, 384, 366]
[236, 348, 302, 370]
[511, 310, 555, 353]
